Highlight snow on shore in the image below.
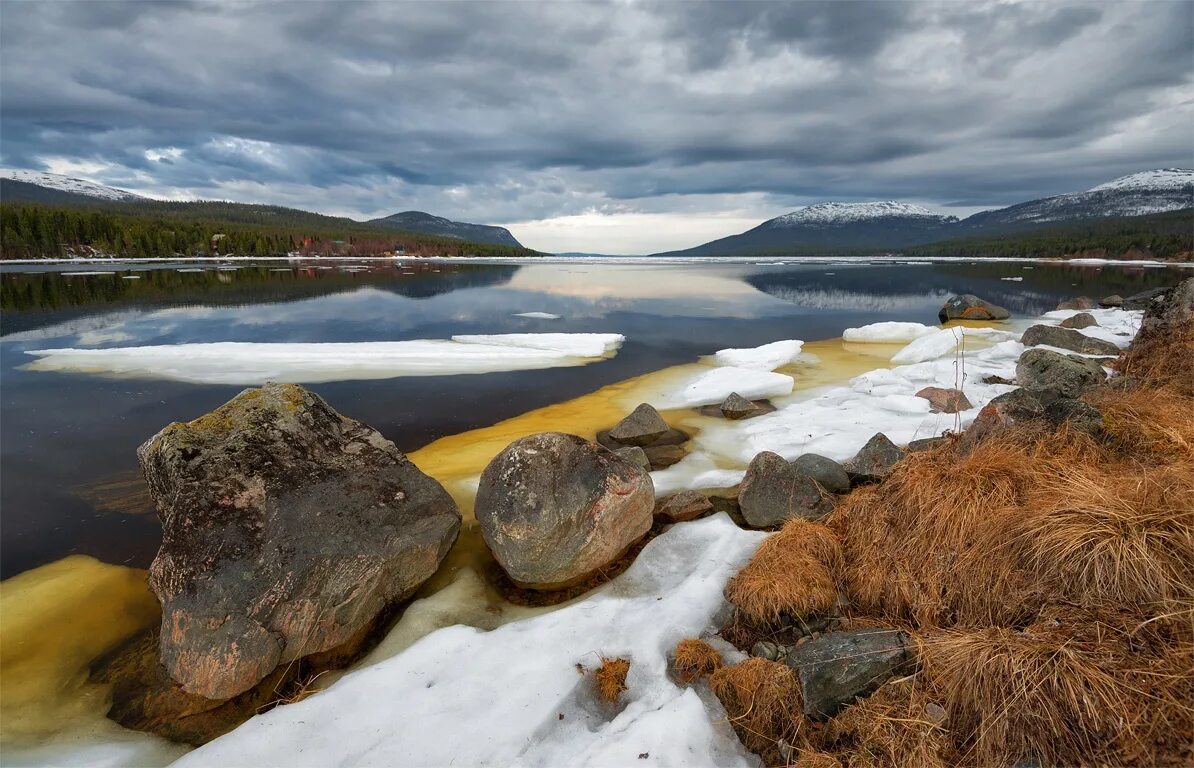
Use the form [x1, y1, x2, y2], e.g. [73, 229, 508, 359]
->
[172, 514, 763, 768]
[22, 334, 625, 385]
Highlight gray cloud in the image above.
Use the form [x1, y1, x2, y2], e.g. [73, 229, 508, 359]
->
[1, 0, 1191, 240]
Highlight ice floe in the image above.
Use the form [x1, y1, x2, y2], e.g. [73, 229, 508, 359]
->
[889, 326, 1015, 365]
[711, 339, 803, 370]
[512, 312, 561, 320]
[172, 514, 763, 768]
[644, 365, 795, 409]
[23, 334, 626, 385]
[842, 322, 938, 343]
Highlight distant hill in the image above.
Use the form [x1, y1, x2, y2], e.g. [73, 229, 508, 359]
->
[1, 170, 146, 205]
[652, 169, 1194, 257]
[368, 210, 522, 248]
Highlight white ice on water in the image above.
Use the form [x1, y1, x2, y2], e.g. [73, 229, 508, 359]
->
[842, 321, 938, 343]
[512, 311, 561, 320]
[23, 334, 626, 385]
[711, 339, 803, 370]
[172, 514, 763, 768]
[888, 326, 1016, 365]
[646, 366, 795, 409]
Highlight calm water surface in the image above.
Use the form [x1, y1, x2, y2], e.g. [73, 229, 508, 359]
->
[0, 259, 1183, 577]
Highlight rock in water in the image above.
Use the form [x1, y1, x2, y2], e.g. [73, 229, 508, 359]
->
[1059, 312, 1098, 330]
[783, 629, 911, 719]
[475, 432, 654, 590]
[738, 451, 831, 527]
[1019, 324, 1121, 356]
[1016, 348, 1106, 398]
[791, 454, 851, 494]
[914, 386, 972, 414]
[719, 392, 760, 420]
[607, 403, 669, 446]
[138, 383, 461, 701]
[938, 294, 1010, 322]
[846, 433, 904, 483]
[1056, 296, 1095, 311]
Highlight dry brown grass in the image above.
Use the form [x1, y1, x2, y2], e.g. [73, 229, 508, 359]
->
[790, 750, 843, 768]
[1090, 384, 1194, 461]
[593, 656, 630, 703]
[672, 638, 723, 684]
[710, 658, 804, 763]
[816, 677, 952, 768]
[1116, 313, 1194, 395]
[724, 519, 841, 625]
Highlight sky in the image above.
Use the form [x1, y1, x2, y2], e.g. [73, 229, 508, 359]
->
[1, 1, 1191, 254]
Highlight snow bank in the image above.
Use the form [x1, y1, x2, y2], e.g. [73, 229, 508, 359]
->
[173, 514, 763, 768]
[711, 339, 803, 370]
[842, 322, 937, 343]
[23, 334, 625, 385]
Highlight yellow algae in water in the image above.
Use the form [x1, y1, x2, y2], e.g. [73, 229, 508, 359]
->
[0, 555, 159, 745]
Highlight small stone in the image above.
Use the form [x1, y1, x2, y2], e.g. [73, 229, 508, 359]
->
[1098, 294, 1123, 308]
[783, 629, 911, 719]
[1056, 296, 1095, 311]
[643, 443, 686, 470]
[751, 641, 781, 661]
[719, 392, 760, 420]
[791, 453, 851, 494]
[981, 374, 1015, 385]
[915, 386, 972, 414]
[1059, 312, 1098, 330]
[924, 702, 947, 726]
[845, 433, 904, 484]
[777, 739, 796, 764]
[907, 436, 950, 452]
[607, 403, 670, 446]
[654, 490, 713, 523]
[614, 446, 650, 470]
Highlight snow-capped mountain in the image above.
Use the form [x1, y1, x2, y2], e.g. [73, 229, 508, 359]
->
[960, 168, 1193, 230]
[0, 169, 146, 203]
[767, 201, 954, 227]
[368, 210, 522, 248]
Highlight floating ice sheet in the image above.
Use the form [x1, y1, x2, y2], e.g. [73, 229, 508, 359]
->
[172, 515, 763, 768]
[512, 312, 561, 320]
[711, 339, 803, 370]
[23, 334, 626, 385]
[889, 327, 1015, 364]
[645, 365, 795, 409]
[842, 322, 938, 343]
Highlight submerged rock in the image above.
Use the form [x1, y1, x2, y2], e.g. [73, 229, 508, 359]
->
[845, 433, 904, 483]
[606, 403, 669, 446]
[655, 490, 714, 523]
[938, 294, 1010, 322]
[475, 432, 653, 590]
[1056, 296, 1095, 311]
[783, 629, 911, 719]
[138, 383, 461, 701]
[791, 453, 850, 494]
[1059, 312, 1098, 330]
[738, 451, 831, 528]
[1020, 324, 1120, 356]
[914, 386, 972, 414]
[1016, 348, 1107, 398]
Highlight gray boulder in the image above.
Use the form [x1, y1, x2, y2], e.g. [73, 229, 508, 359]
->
[720, 392, 760, 420]
[907, 435, 950, 452]
[1138, 278, 1194, 333]
[1098, 294, 1123, 308]
[914, 386, 972, 414]
[738, 451, 831, 528]
[1020, 324, 1120, 356]
[614, 445, 650, 471]
[1059, 312, 1098, 330]
[1016, 348, 1107, 398]
[783, 629, 912, 719]
[791, 453, 850, 494]
[938, 294, 1011, 322]
[607, 403, 669, 446]
[475, 432, 653, 590]
[845, 433, 904, 483]
[138, 383, 461, 700]
[1045, 399, 1103, 434]
[1056, 296, 1095, 311]
[1121, 286, 1172, 311]
[655, 490, 713, 523]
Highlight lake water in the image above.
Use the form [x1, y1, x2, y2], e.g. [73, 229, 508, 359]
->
[0, 258, 1184, 579]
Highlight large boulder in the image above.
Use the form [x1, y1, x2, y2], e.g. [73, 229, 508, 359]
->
[1020, 324, 1121, 356]
[963, 388, 1045, 445]
[938, 294, 1010, 322]
[738, 451, 831, 528]
[1121, 286, 1172, 311]
[783, 629, 912, 719]
[914, 386, 972, 414]
[791, 453, 851, 494]
[1099, 294, 1124, 308]
[845, 433, 904, 483]
[138, 383, 461, 701]
[1138, 278, 1194, 332]
[606, 403, 669, 446]
[475, 432, 653, 590]
[1015, 348, 1107, 398]
[1059, 312, 1098, 330]
[1056, 296, 1095, 311]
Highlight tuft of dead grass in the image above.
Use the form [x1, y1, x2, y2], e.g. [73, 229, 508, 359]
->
[815, 676, 952, 768]
[593, 656, 630, 703]
[791, 750, 844, 768]
[1116, 312, 1194, 395]
[672, 638, 723, 684]
[1089, 385, 1194, 461]
[725, 519, 841, 625]
[710, 658, 804, 764]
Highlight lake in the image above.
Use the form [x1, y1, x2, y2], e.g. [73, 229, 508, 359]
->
[0, 257, 1184, 580]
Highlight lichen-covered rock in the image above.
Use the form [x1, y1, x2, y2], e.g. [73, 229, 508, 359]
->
[1020, 324, 1121, 356]
[1015, 348, 1107, 398]
[783, 629, 911, 719]
[914, 386, 972, 414]
[791, 453, 851, 494]
[654, 490, 713, 523]
[138, 383, 461, 701]
[845, 433, 904, 483]
[1059, 312, 1098, 330]
[475, 432, 653, 590]
[1056, 296, 1095, 311]
[1045, 398, 1104, 434]
[938, 294, 1010, 322]
[607, 403, 669, 446]
[738, 451, 831, 528]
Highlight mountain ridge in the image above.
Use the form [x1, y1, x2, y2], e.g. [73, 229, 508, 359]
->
[367, 210, 522, 248]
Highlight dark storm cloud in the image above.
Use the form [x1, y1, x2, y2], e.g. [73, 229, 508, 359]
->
[1, 0, 1190, 227]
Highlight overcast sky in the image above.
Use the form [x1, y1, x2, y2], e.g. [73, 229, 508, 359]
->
[2, 1, 1191, 254]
